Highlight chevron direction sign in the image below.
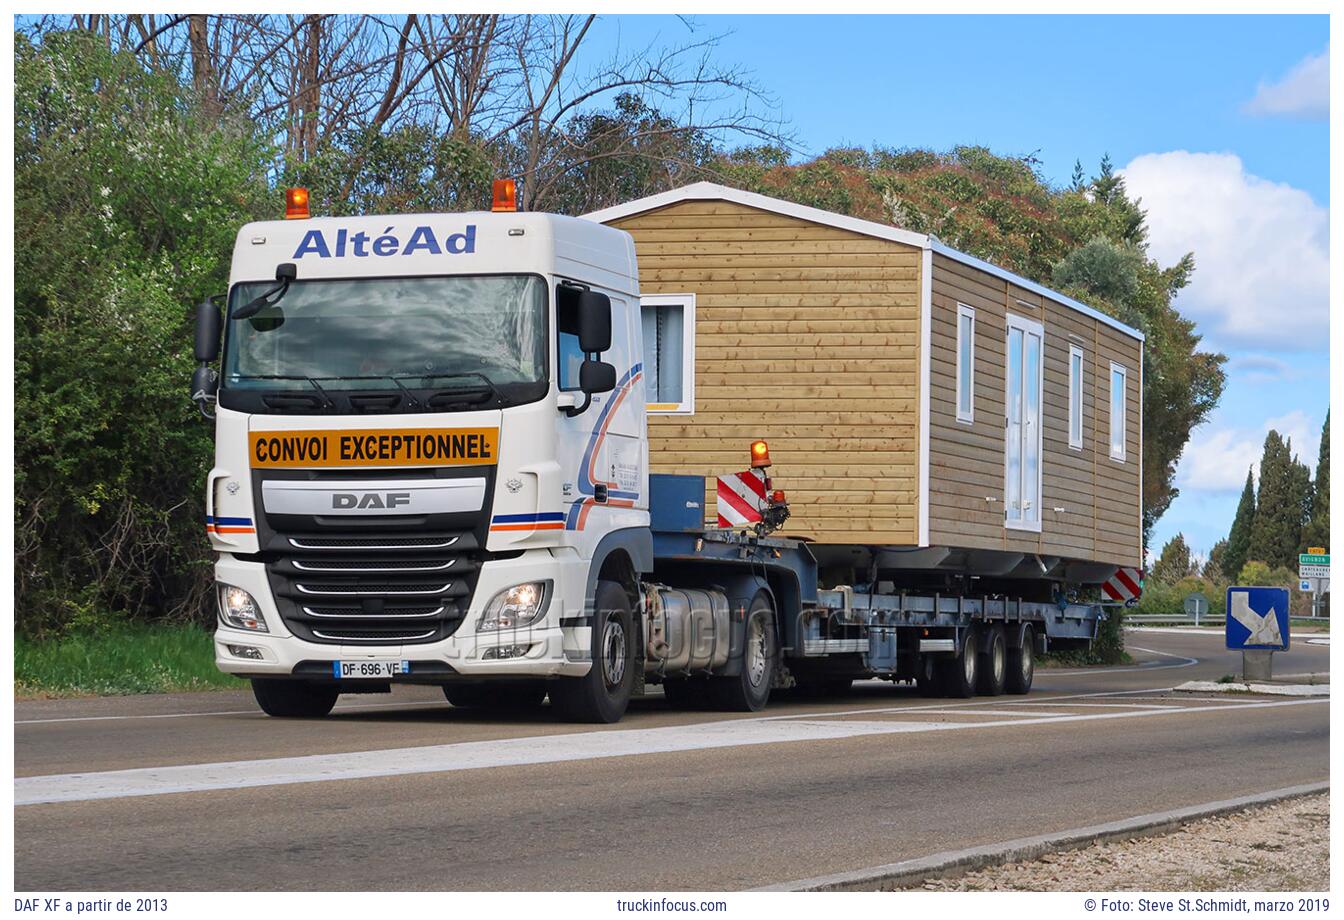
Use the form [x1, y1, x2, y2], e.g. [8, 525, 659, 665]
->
[1225, 586, 1291, 651]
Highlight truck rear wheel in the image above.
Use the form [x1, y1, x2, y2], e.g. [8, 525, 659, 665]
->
[916, 655, 942, 697]
[251, 678, 339, 718]
[443, 681, 547, 710]
[938, 627, 979, 698]
[976, 625, 1007, 696]
[709, 592, 778, 711]
[1005, 624, 1035, 694]
[549, 580, 635, 723]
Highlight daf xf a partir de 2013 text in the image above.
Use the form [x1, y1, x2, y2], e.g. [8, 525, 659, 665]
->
[192, 181, 1112, 723]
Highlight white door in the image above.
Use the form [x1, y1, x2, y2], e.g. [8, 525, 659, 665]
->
[1004, 315, 1043, 532]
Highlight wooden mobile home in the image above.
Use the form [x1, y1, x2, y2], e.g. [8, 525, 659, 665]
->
[585, 183, 1143, 574]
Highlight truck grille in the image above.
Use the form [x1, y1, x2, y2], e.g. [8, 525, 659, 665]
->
[265, 531, 480, 645]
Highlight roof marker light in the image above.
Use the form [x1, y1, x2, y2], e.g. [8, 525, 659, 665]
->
[284, 187, 310, 220]
[492, 178, 518, 212]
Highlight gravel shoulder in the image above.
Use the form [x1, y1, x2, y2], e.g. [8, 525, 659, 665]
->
[902, 793, 1329, 892]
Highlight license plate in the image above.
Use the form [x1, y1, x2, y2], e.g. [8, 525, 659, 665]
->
[333, 659, 410, 679]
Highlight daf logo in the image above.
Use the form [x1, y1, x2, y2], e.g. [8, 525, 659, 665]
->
[332, 492, 412, 510]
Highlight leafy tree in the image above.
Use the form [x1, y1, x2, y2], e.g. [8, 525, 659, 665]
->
[15, 31, 272, 635]
[1223, 469, 1256, 579]
[1301, 410, 1330, 552]
[1151, 534, 1194, 584]
[1203, 539, 1228, 582]
[1248, 431, 1311, 570]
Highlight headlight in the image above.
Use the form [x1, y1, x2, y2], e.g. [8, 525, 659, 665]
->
[217, 583, 269, 632]
[478, 581, 550, 631]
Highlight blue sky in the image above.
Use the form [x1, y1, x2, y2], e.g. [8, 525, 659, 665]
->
[588, 14, 1331, 561]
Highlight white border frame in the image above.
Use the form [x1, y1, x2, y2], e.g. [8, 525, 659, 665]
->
[1004, 313, 1045, 534]
[641, 293, 696, 415]
[955, 303, 976, 425]
[1068, 343, 1085, 451]
[1109, 361, 1128, 463]
[918, 244, 932, 547]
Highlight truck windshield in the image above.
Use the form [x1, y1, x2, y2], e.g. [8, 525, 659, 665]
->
[220, 274, 547, 412]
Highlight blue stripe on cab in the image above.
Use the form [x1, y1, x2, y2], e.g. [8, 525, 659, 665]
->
[491, 512, 566, 523]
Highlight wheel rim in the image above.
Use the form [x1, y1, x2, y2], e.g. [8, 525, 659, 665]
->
[963, 637, 977, 686]
[601, 615, 627, 689]
[745, 614, 768, 688]
[1021, 635, 1034, 680]
[992, 637, 1006, 685]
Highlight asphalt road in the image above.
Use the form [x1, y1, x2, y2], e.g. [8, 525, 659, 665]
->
[14, 629, 1330, 891]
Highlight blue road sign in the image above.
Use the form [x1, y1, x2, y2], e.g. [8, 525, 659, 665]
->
[1225, 586, 1290, 651]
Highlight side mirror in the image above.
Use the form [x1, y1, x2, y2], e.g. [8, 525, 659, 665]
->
[194, 298, 222, 362]
[577, 291, 611, 354]
[579, 359, 616, 394]
[191, 365, 219, 420]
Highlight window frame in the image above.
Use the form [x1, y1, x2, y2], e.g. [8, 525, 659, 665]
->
[1003, 313, 1045, 534]
[955, 303, 976, 424]
[1109, 361, 1128, 463]
[1068, 343, 1085, 451]
[641, 293, 696, 415]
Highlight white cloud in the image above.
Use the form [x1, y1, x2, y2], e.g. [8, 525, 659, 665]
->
[1244, 48, 1329, 119]
[1120, 151, 1328, 351]
[1176, 409, 1321, 494]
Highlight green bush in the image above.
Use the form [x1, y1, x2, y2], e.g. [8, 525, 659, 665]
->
[15, 31, 272, 637]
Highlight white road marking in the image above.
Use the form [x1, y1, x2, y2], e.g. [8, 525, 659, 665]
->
[15, 698, 1326, 806]
[1044, 645, 1198, 676]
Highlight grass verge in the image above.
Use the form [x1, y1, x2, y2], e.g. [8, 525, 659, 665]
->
[15, 624, 245, 698]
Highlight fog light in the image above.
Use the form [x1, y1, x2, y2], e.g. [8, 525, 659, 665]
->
[226, 644, 264, 660]
[218, 583, 269, 632]
[483, 645, 531, 660]
[478, 581, 550, 631]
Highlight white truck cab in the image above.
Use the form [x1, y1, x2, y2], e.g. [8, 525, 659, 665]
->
[196, 187, 655, 722]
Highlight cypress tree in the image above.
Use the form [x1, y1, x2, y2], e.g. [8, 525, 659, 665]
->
[1152, 534, 1193, 584]
[1222, 468, 1255, 579]
[1249, 431, 1309, 569]
[1302, 410, 1330, 551]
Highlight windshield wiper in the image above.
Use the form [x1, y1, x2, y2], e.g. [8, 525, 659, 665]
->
[392, 372, 502, 408]
[232, 374, 336, 412]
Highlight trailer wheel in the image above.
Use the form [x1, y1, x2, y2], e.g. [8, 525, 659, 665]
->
[251, 678, 339, 718]
[443, 681, 547, 710]
[938, 627, 979, 698]
[1005, 624, 1035, 694]
[976, 625, 1007, 696]
[709, 592, 778, 711]
[549, 580, 635, 723]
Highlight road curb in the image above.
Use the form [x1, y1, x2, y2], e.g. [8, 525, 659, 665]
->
[755, 782, 1329, 892]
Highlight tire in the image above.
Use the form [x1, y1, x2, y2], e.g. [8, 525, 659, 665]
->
[660, 677, 711, 710]
[251, 678, 339, 718]
[937, 627, 979, 698]
[976, 625, 1007, 696]
[1005, 624, 1035, 694]
[915, 655, 942, 697]
[709, 592, 778, 711]
[549, 580, 636, 723]
[443, 680, 547, 710]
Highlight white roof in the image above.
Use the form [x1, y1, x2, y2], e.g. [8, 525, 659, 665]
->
[583, 181, 1144, 343]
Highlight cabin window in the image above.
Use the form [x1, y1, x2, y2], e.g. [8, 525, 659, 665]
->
[641, 293, 695, 414]
[955, 304, 975, 423]
[1109, 362, 1127, 462]
[1068, 344, 1085, 450]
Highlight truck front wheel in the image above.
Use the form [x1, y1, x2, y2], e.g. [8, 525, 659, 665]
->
[709, 592, 778, 711]
[549, 580, 635, 723]
[251, 678, 339, 718]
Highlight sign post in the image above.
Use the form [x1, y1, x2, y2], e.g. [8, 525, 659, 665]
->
[1298, 552, 1330, 619]
[1183, 591, 1208, 626]
[1226, 586, 1290, 681]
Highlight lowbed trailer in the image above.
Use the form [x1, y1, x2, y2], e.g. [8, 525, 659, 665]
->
[643, 473, 1101, 704]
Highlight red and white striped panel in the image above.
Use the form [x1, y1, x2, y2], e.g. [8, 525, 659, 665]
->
[716, 468, 767, 529]
[1102, 567, 1143, 602]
